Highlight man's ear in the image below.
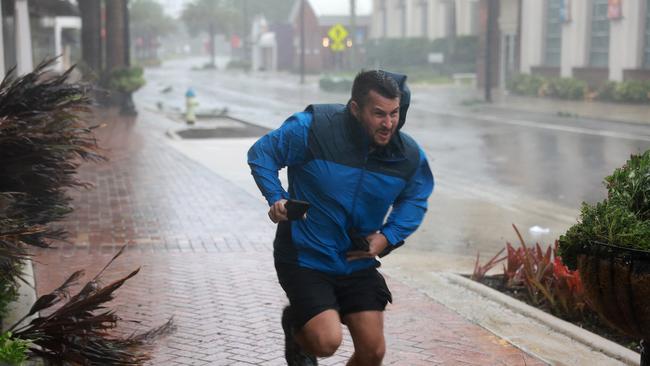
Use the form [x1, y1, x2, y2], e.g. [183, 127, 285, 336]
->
[349, 100, 360, 119]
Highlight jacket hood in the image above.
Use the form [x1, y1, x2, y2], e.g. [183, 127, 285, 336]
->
[382, 71, 410, 130]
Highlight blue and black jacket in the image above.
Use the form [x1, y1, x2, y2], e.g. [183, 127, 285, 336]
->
[247, 73, 434, 275]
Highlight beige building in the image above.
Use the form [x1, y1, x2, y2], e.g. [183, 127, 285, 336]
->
[370, 0, 480, 39]
[517, 0, 650, 85]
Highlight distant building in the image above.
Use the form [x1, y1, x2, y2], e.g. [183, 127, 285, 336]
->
[370, 0, 480, 40]
[1, 0, 80, 78]
[289, 0, 372, 73]
[479, 0, 650, 89]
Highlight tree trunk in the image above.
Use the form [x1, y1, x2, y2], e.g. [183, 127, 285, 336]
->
[78, 0, 102, 74]
[105, 0, 126, 72]
[208, 22, 216, 68]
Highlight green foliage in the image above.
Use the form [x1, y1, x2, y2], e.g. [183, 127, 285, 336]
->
[226, 59, 252, 71]
[319, 75, 353, 93]
[474, 225, 587, 319]
[181, 0, 240, 37]
[596, 81, 617, 101]
[0, 332, 29, 366]
[108, 66, 146, 93]
[558, 150, 650, 269]
[130, 0, 175, 40]
[542, 77, 587, 100]
[511, 74, 650, 104]
[0, 277, 19, 318]
[612, 80, 650, 103]
[365, 36, 477, 75]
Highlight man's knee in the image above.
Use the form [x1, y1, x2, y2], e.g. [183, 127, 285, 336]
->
[356, 341, 385, 365]
[305, 330, 342, 357]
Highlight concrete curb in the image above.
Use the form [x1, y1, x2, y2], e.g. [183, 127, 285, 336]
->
[442, 272, 640, 365]
[2, 259, 37, 332]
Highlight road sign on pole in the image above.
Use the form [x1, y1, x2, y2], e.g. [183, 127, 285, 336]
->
[328, 24, 349, 52]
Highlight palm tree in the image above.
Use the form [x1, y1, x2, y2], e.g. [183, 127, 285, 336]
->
[106, 0, 128, 72]
[182, 0, 239, 68]
[77, 0, 102, 74]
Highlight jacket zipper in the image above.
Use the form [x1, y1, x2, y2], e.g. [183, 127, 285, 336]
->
[349, 148, 370, 231]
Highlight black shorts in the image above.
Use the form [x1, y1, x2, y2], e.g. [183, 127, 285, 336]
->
[275, 262, 393, 330]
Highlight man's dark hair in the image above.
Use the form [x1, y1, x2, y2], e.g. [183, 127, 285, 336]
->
[350, 70, 401, 108]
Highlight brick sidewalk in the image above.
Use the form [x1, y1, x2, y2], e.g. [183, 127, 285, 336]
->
[31, 110, 545, 365]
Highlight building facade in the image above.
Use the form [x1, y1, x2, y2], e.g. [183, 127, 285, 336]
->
[370, 0, 480, 40]
[517, 0, 650, 86]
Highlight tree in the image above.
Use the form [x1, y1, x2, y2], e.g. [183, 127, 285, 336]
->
[181, 0, 240, 68]
[130, 0, 175, 61]
[77, 0, 102, 74]
[106, 0, 128, 72]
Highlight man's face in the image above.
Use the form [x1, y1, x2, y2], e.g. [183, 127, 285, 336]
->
[351, 90, 400, 147]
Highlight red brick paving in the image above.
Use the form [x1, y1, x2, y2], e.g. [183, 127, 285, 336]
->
[31, 109, 546, 365]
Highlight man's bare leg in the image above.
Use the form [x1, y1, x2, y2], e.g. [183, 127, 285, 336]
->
[343, 311, 385, 366]
[294, 309, 343, 358]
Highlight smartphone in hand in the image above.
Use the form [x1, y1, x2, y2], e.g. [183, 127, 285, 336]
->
[285, 199, 310, 220]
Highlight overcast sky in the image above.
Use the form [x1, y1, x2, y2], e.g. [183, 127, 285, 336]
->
[160, 0, 373, 18]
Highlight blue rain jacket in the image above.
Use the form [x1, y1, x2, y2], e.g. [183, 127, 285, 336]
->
[247, 73, 434, 275]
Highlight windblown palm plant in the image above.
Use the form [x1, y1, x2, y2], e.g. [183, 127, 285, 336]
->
[8, 246, 175, 365]
[0, 60, 174, 364]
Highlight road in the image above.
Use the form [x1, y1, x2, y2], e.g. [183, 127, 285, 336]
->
[135, 57, 650, 270]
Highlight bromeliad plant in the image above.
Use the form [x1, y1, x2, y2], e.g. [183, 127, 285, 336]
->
[0, 59, 174, 364]
[473, 224, 587, 319]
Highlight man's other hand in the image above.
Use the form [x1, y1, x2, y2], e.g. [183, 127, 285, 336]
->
[347, 232, 389, 261]
[268, 199, 288, 223]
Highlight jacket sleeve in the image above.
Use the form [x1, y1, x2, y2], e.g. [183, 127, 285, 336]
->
[381, 148, 434, 245]
[247, 112, 311, 206]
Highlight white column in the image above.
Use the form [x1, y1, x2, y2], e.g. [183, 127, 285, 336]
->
[15, 0, 33, 75]
[608, 0, 643, 81]
[0, 3, 5, 79]
[519, 0, 545, 73]
[54, 18, 63, 72]
[561, 0, 589, 77]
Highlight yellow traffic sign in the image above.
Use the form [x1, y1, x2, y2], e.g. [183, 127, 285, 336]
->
[328, 24, 348, 52]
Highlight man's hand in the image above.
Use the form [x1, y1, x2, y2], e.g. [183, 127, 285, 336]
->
[268, 199, 288, 223]
[347, 232, 389, 261]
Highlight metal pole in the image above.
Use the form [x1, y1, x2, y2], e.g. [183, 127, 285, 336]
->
[484, 0, 495, 102]
[300, 0, 305, 84]
[1, 2, 7, 78]
[123, 0, 130, 67]
[350, 0, 356, 70]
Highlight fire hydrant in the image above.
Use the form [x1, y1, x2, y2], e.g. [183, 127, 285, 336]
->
[185, 88, 198, 125]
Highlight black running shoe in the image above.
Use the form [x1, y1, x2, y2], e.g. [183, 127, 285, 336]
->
[281, 306, 317, 366]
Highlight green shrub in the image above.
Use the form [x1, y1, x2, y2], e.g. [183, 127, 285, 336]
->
[596, 81, 617, 101]
[613, 80, 650, 103]
[0, 276, 19, 318]
[542, 78, 587, 100]
[319, 75, 353, 93]
[227, 59, 252, 71]
[558, 150, 650, 269]
[108, 66, 146, 93]
[507, 74, 545, 96]
[0, 332, 29, 366]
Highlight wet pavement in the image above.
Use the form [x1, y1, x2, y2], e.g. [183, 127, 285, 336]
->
[30, 109, 547, 365]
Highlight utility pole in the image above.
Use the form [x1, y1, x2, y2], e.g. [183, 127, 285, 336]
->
[350, 0, 356, 70]
[300, 0, 305, 84]
[484, 0, 496, 102]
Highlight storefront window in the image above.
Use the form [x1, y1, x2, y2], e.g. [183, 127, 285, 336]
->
[589, 0, 610, 67]
[544, 0, 562, 66]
